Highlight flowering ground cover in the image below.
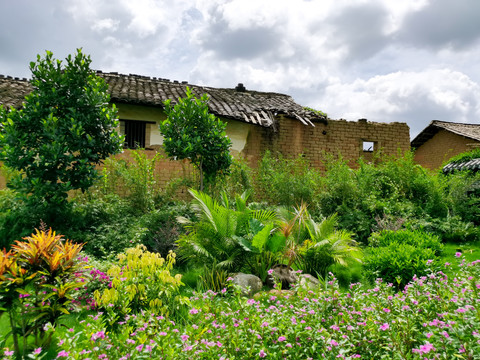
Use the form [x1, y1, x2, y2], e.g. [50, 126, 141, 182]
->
[4, 256, 478, 360]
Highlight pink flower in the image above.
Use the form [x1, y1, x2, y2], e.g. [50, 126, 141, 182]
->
[189, 308, 199, 315]
[181, 335, 189, 342]
[380, 323, 390, 331]
[57, 351, 70, 358]
[419, 343, 435, 353]
[455, 252, 462, 258]
[259, 349, 267, 357]
[34, 348, 42, 355]
[278, 336, 286, 342]
[136, 344, 144, 352]
[4, 350, 14, 356]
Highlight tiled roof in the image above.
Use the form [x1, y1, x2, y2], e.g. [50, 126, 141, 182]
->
[443, 158, 480, 173]
[411, 120, 480, 148]
[0, 72, 327, 128]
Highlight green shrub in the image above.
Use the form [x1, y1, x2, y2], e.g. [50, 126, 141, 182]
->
[407, 215, 480, 243]
[257, 151, 321, 207]
[99, 150, 162, 212]
[317, 153, 450, 243]
[139, 203, 195, 258]
[364, 229, 443, 288]
[445, 147, 480, 164]
[368, 229, 443, 254]
[207, 156, 254, 200]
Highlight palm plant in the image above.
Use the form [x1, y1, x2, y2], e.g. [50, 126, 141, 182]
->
[300, 213, 363, 279]
[176, 189, 276, 273]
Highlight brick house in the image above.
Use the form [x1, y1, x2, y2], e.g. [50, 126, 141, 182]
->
[0, 72, 410, 188]
[412, 120, 480, 170]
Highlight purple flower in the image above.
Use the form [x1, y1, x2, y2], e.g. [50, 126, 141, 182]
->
[259, 349, 267, 357]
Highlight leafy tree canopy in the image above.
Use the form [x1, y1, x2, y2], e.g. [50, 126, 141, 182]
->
[160, 87, 232, 190]
[0, 49, 123, 207]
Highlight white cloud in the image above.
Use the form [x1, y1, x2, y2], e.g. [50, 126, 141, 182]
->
[92, 18, 119, 32]
[319, 69, 480, 136]
[2, 0, 480, 140]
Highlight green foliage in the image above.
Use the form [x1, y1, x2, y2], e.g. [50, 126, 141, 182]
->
[318, 152, 449, 243]
[94, 245, 188, 324]
[364, 229, 443, 288]
[207, 156, 254, 199]
[300, 214, 362, 279]
[257, 151, 321, 207]
[0, 49, 123, 208]
[100, 150, 162, 212]
[368, 229, 443, 254]
[303, 106, 328, 119]
[442, 171, 480, 225]
[445, 147, 480, 164]
[160, 87, 232, 190]
[177, 189, 279, 285]
[407, 215, 480, 243]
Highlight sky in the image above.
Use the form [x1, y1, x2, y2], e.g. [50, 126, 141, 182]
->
[1, 0, 480, 139]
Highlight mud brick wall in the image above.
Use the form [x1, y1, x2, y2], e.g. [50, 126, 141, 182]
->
[413, 129, 480, 170]
[0, 117, 410, 194]
[242, 117, 411, 171]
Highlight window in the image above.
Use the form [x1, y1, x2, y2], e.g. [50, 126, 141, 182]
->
[362, 141, 375, 152]
[120, 120, 155, 149]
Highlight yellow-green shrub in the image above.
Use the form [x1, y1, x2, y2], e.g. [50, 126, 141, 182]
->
[94, 245, 189, 321]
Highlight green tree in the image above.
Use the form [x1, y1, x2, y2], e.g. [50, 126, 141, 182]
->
[160, 87, 232, 190]
[0, 49, 123, 207]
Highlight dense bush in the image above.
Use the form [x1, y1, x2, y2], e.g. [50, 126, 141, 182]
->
[364, 229, 443, 288]
[317, 153, 456, 243]
[257, 151, 322, 207]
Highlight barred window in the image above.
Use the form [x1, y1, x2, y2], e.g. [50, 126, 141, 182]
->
[121, 120, 147, 149]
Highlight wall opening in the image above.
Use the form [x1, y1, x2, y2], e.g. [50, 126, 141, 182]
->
[362, 141, 375, 152]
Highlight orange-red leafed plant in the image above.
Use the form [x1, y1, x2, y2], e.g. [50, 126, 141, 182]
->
[0, 228, 86, 356]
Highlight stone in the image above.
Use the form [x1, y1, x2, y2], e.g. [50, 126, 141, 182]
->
[298, 274, 321, 289]
[231, 273, 263, 296]
[267, 264, 298, 290]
